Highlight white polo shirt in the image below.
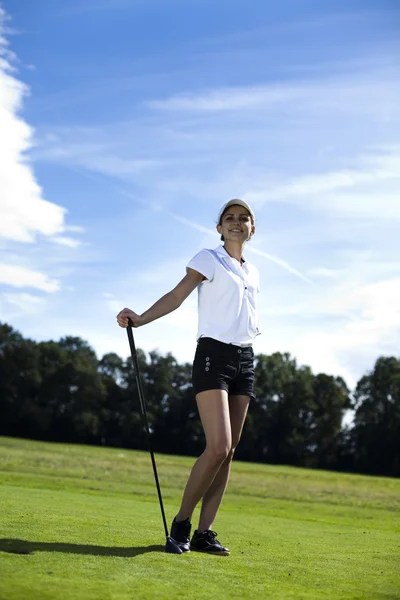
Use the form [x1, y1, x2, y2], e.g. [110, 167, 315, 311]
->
[186, 245, 260, 346]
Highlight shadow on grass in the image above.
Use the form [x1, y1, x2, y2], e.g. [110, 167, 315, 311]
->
[0, 538, 165, 557]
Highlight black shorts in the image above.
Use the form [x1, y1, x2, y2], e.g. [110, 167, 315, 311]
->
[192, 337, 255, 399]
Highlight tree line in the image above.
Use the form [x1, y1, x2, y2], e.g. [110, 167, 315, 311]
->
[0, 322, 399, 477]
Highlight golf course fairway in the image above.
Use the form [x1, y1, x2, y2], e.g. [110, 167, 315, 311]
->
[0, 436, 399, 600]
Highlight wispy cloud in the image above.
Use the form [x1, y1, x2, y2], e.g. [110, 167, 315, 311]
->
[245, 148, 400, 220]
[1, 292, 47, 316]
[102, 292, 124, 314]
[247, 246, 313, 284]
[308, 267, 343, 279]
[37, 139, 161, 176]
[165, 213, 216, 236]
[131, 199, 312, 283]
[148, 67, 400, 113]
[14, 0, 399, 387]
[34, 62, 400, 288]
[52, 236, 82, 249]
[148, 85, 301, 111]
[53, 0, 145, 18]
[43, 165, 311, 284]
[0, 264, 60, 292]
[64, 225, 85, 234]
[164, 211, 312, 283]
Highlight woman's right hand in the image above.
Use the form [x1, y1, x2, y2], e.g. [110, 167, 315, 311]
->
[116, 308, 143, 328]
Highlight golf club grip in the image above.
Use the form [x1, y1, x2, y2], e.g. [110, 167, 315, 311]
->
[126, 321, 138, 376]
[126, 324, 147, 416]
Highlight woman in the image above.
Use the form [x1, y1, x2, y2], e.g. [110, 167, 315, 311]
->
[117, 199, 260, 556]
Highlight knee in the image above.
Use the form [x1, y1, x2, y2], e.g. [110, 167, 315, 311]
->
[206, 444, 231, 465]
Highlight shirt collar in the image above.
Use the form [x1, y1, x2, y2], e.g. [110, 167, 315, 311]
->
[214, 245, 246, 264]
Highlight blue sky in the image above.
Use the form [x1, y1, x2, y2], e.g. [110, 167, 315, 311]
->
[0, 0, 399, 390]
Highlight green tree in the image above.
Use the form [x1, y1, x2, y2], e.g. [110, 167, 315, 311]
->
[153, 360, 204, 457]
[351, 356, 400, 476]
[0, 323, 42, 437]
[240, 353, 350, 468]
[98, 352, 134, 447]
[130, 350, 199, 455]
[308, 374, 350, 469]
[120, 348, 152, 450]
[36, 337, 106, 444]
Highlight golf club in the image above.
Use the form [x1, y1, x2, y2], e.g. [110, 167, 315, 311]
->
[126, 319, 182, 555]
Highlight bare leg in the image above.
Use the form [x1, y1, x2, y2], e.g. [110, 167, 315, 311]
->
[197, 395, 250, 532]
[176, 389, 231, 522]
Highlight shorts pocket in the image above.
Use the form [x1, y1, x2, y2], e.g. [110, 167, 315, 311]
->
[240, 358, 255, 375]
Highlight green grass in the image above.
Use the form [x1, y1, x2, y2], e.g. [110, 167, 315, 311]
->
[0, 437, 399, 600]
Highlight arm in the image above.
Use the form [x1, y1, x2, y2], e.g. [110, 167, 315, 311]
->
[117, 268, 204, 328]
[141, 268, 204, 325]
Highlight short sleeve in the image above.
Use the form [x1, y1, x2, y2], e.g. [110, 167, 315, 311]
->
[186, 249, 215, 282]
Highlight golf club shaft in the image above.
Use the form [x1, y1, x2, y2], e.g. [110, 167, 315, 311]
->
[126, 321, 169, 540]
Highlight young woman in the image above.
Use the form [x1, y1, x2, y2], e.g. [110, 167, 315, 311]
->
[117, 199, 260, 556]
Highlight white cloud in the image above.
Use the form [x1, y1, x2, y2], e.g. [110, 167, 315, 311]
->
[13, 7, 398, 389]
[102, 292, 131, 314]
[1, 292, 47, 315]
[245, 148, 400, 221]
[148, 69, 400, 114]
[164, 302, 198, 332]
[52, 236, 82, 248]
[0, 264, 60, 292]
[0, 9, 80, 245]
[35, 139, 160, 177]
[105, 298, 124, 313]
[164, 211, 312, 283]
[148, 84, 300, 111]
[64, 225, 85, 234]
[324, 278, 400, 330]
[308, 267, 343, 279]
[264, 272, 400, 388]
[248, 246, 313, 284]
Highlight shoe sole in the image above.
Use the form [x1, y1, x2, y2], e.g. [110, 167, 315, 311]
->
[175, 546, 190, 553]
[190, 547, 230, 556]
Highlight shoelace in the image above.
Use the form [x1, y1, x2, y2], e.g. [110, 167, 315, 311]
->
[204, 530, 220, 544]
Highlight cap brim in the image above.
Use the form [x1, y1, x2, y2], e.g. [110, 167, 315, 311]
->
[218, 199, 255, 221]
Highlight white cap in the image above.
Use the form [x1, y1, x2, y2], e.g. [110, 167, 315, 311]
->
[218, 199, 255, 223]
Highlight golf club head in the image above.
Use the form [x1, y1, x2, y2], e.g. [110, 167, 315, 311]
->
[165, 536, 183, 554]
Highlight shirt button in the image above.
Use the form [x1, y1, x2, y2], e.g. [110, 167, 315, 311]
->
[205, 367, 209, 371]
[238, 349, 242, 354]
[206, 356, 210, 360]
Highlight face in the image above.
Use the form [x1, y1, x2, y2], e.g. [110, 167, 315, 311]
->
[217, 205, 255, 242]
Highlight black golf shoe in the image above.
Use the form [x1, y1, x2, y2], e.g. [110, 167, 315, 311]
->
[190, 529, 230, 555]
[170, 517, 191, 552]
